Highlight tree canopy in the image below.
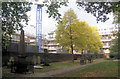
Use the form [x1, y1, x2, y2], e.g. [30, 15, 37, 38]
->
[1, 1, 68, 50]
[76, 2, 120, 23]
[45, 1, 68, 21]
[2, 2, 31, 50]
[45, 1, 119, 23]
[55, 9, 78, 55]
[2, 1, 119, 53]
[55, 9, 103, 54]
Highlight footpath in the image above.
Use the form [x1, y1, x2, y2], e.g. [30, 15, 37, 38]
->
[3, 59, 106, 77]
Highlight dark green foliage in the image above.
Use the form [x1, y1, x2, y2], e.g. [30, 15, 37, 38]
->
[45, 1, 68, 22]
[106, 58, 110, 60]
[76, 2, 120, 23]
[2, 2, 31, 50]
[109, 52, 120, 59]
[113, 10, 120, 24]
[110, 32, 120, 59]
[76, 1, 120, 54]
[110, 38, 118, 53]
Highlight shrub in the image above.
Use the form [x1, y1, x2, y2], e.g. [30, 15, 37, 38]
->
[109, 52, 120, 59]
[106, 58, 110, 60]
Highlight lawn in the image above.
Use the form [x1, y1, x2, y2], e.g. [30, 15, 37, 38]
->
[62, 61, 118, 77]
[34, 59, 104, 72]
[34, 60, 81, 72]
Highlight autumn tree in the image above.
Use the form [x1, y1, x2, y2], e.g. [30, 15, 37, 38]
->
[55, 9, 78, 62]
[76, 2, 120, 53]
[72, 21, 103, 53]
[85, 26, 103, 53]
[55, 9, 103, 62]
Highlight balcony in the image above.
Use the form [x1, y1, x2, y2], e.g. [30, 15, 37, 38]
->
[48, 48, 57, 50]
[103, 46, 111, 48]
[48, 43, 59, 46]
[47, 38, 56, 41]
[101, 39, 112, 42]
[99, 32, 113, 35]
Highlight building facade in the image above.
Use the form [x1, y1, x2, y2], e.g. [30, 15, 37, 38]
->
[11, 33, 32, 44]
[97, 26, 118, 54]
[11, 33, 48, 52]
[47, 31, 60, 53]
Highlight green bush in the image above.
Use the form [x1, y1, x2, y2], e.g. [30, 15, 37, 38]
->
[109, 52, 120, 59]
[106, 58, 110, 60]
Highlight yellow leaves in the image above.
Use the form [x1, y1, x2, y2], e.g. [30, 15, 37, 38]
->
[62, 9, 78, 25]
[55, 9, 103, 53]
[74, 21, 103, 52]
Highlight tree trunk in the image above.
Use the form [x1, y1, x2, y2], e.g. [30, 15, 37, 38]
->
[118, 31, 120, 59]
[70, 27, 74, 63]
[71, 44, 74, 63]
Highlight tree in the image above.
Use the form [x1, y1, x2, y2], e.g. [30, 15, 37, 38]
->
[113, 10, 120, 25]
[46, 1, 119, 23]
[2, 2, 31, 50]
[1, 1, 68, 50]
[85, 26, 103, 53]
[55, 9, 78, 62]
[110, 37, 118, 53]
[45, 1, 68, 22]
[46, 1, 119, 57]
[76, 2, 120, 53]
[72, 21, 103, 53]
[76, 2, 119, 23]
[55, 9, 103, 62]
[109, 32, 120, 59]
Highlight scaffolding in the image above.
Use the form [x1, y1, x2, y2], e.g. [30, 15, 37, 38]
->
[36, 5, 43, 52]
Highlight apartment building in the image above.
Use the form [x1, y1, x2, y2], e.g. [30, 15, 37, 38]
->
[47, 31, 82, 54]
[11, 33, 48, 50]
[47, 31, 60, 53]
[97, 26, 118, 54]
[11, 33, 33, 44]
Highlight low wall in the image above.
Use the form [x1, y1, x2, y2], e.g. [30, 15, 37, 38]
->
[6, 43, 39, 53]
[25, 53, 74, 63]
[2, 51, 105, 66]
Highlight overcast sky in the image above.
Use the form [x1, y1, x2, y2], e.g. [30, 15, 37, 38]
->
[23, 1, 115, 38]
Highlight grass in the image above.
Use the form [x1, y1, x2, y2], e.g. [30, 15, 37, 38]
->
[62, 61, 118, 77]
[34, 59, 104, 72]
[34, 60, 81, 72]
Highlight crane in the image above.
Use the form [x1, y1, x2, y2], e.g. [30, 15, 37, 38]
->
[35, 1, 44, 53]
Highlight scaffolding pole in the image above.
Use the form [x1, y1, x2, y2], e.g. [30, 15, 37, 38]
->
[36, 5, 43, 53]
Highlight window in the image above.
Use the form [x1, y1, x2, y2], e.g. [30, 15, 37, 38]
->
[14, 35, 16, 40]
[108, 36, 111, 39]
[104, 42, 107, 46]
[109, 42, 112, 46]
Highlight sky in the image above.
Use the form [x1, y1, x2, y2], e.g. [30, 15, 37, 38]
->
[23, 0, 115, 38]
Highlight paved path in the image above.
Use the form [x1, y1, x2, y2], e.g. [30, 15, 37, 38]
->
[3, 59, 106, 77]
[24, 59, 105, 77]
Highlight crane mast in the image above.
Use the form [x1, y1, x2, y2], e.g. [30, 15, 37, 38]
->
[36, 5, 43, 52]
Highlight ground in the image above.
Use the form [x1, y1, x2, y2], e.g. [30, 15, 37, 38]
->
[2, 59, 119, 77]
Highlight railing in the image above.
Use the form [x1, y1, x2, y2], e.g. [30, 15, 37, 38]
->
[101, 39, 112, 42]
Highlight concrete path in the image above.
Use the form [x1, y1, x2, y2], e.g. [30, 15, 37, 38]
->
[24, 59, 105, 77]
[3, 59, 106, 77]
